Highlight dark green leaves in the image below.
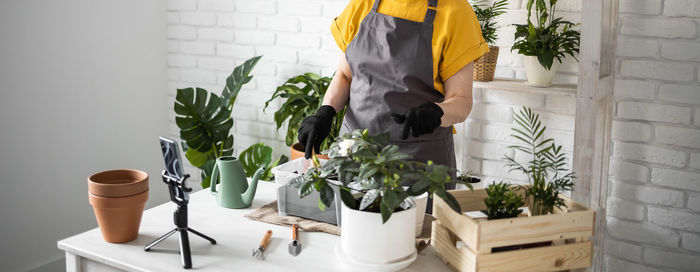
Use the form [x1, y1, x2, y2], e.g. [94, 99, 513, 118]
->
[435, 188, 462, 214]
[472, 0, 509, 44]
[221, 56, 261, 109]
[319, 183, 335, 210]
[482, 182, 525, 220]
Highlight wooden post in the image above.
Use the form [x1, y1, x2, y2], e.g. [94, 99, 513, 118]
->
[573, 0, 618, 271]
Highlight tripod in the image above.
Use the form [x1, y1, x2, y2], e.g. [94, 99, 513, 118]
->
[144, 171, 216, 269]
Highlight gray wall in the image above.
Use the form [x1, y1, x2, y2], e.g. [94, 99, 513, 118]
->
[0, 0, 170, 271]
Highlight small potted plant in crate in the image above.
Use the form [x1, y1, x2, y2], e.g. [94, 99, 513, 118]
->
[470, 0, 509, 82]
[431, 107, 594, 272]
[512, 0, 580, 87]
[298, 129, 470, 271]
[264, 73, 345, 160]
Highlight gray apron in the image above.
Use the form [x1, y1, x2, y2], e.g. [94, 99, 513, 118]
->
[342, 0, 456, 175]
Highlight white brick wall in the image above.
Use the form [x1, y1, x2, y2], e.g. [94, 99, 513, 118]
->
[607, 0, 700, 270]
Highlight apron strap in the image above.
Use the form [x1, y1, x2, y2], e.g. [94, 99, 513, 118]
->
[371, 0, 381, 12]
[424, 0, 438, 25]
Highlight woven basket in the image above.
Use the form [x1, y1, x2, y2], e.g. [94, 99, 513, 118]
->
[473, 46, 499, 82]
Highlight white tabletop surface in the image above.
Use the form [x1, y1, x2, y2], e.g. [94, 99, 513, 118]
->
[58, 181, 452, 272]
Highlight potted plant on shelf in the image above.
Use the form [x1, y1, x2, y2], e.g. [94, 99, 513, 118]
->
[174, 56, 260, 188]
[471, 0, 509, 82]
[512, 0, 580, 87]
[297, 129, 469, 270]
[264, 73, 345, 160]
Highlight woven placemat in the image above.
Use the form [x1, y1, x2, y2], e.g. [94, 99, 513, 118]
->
[245, 200, 434, 252]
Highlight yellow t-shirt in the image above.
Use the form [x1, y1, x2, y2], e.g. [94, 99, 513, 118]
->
[331, 0, 489, 94]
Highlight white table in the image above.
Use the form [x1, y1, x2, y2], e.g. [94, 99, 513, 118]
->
[58, 181, 452, 271]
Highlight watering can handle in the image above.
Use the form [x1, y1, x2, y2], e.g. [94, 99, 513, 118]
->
[210, 161, 219, 194]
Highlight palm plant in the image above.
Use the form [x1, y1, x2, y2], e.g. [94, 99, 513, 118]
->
[174, 56, 261, 188]
[471, 0, 509, 45]
[504, 107, 574, 215]
[512, 0, 580, 70]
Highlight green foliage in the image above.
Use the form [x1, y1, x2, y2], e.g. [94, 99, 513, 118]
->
[511, 0, 580, 70]
[174, 56, 261, 188]
[481, 182, 525, 220]
[239, 142, 289, 181]
[298, 129, 473, 223]
[504, 107, 575, 215]
[264, 73, 346, 151]
[471, 0, 509, 45]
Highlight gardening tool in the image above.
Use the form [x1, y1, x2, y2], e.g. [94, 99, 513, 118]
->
[288, 224, 302, 256]
[210, 156, 265, 209]
[252, 230, 273, 260]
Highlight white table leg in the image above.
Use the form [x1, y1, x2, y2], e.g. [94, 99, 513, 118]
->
[65, 251, 82, 272]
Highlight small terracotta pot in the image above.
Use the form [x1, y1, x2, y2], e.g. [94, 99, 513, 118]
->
[88, 169, 149, 197]
[87, 169, 149, 243]
[290, 142, 330, 161]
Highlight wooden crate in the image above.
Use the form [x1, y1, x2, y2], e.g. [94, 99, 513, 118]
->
[431, 188, 594, 272]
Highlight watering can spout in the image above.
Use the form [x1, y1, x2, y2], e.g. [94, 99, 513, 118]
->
[242, 166, 265, 206]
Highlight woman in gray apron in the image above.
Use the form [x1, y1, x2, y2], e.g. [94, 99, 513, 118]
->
[298, 0, 486, 210]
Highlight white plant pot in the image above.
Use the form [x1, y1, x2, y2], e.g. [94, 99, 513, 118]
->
[412, 193, 428, 237]
[523, 55, 560, 87]
[339, 199, 417, 268]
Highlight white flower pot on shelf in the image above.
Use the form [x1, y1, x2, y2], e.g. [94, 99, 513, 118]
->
[336, 199, 417, 271]
[523, 55, 560, 87]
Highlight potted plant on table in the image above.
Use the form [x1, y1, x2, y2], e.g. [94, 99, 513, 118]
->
[264, 73, 345, 160]
[471, 0, 509, 82]
[512, 0, 580, 87]
[174, 56, 261, 188]
[298, 129, 469, 270]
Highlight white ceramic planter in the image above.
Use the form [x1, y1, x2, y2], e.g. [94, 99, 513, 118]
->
[339, 199, 417, 268]
[523, 55, 560, 87]
[412, 193, 428, 237]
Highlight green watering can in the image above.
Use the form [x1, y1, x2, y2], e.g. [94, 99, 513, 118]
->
[210, 156, 265, 209]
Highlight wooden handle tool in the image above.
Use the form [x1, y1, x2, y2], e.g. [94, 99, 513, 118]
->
[252, 230, 273, 260]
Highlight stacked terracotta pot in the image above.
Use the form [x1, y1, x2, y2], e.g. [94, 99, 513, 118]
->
[87, 169, 149, 243]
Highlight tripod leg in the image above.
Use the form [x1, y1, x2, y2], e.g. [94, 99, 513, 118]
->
[188, 228, 217, 244]
[144, 229, 177, 251]
[178, 228, 192, 269]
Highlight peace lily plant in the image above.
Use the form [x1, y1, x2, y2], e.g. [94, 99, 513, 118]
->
[296, 129, 470, 267]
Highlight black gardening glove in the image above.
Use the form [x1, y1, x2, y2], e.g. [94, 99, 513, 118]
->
[390, 102, 444, 140]
[298, 105, 336, 159]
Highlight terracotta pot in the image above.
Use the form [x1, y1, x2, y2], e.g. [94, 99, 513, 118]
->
[88, 169, 149, 197]
[87, 169, 149, 243]
[89, 190, 148, 243]
[290, 142, 330, 161]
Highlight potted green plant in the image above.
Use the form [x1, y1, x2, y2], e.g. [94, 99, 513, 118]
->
[174, 56, 260, 188]
[264, 73, 345, 160]
[470, 0, 509, 82]
[504, 107, 574, 215]
[481, 181, 525, 220]
[298, 129, 468, 269]
[512, 0, 580, 87]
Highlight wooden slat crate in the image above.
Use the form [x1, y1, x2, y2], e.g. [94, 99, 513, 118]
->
[431, 188, 595, 272]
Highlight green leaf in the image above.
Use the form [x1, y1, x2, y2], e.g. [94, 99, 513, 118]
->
[435, 188, 462, 214]
[319, 184, 335, 210]
[185, 148, 212, 168]
[299, 179, 314, 198]
[199, 160, 216, 189]
[359, 189, 379, 211]
[340, 188, 358, 209]
[380, 200, 392, 223]
[175, 87, 232, 155]
[239, 143, 273, 178]
[221, 56, 261, 108]
[318, 197, 326, 212]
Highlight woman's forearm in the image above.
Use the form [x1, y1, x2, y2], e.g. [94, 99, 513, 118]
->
[323, 56, 352, 113]
[437, 62, 475, 127]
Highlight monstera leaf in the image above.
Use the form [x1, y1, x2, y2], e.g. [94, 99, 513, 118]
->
[239, 142, 289, 181]
[175, 87, 233, 155]
[221, 56, 262, 109]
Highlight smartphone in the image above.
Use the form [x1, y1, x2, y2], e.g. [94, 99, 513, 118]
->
[159, 137, 185, 182]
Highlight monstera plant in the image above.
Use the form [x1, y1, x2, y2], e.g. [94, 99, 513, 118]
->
[239, 142, 289, 181]
[174, 56, 261, 188]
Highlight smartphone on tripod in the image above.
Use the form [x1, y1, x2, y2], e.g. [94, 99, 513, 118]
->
[159, 136, 187, 200]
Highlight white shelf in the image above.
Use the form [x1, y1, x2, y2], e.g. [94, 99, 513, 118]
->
[473, 78, 577, 97]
